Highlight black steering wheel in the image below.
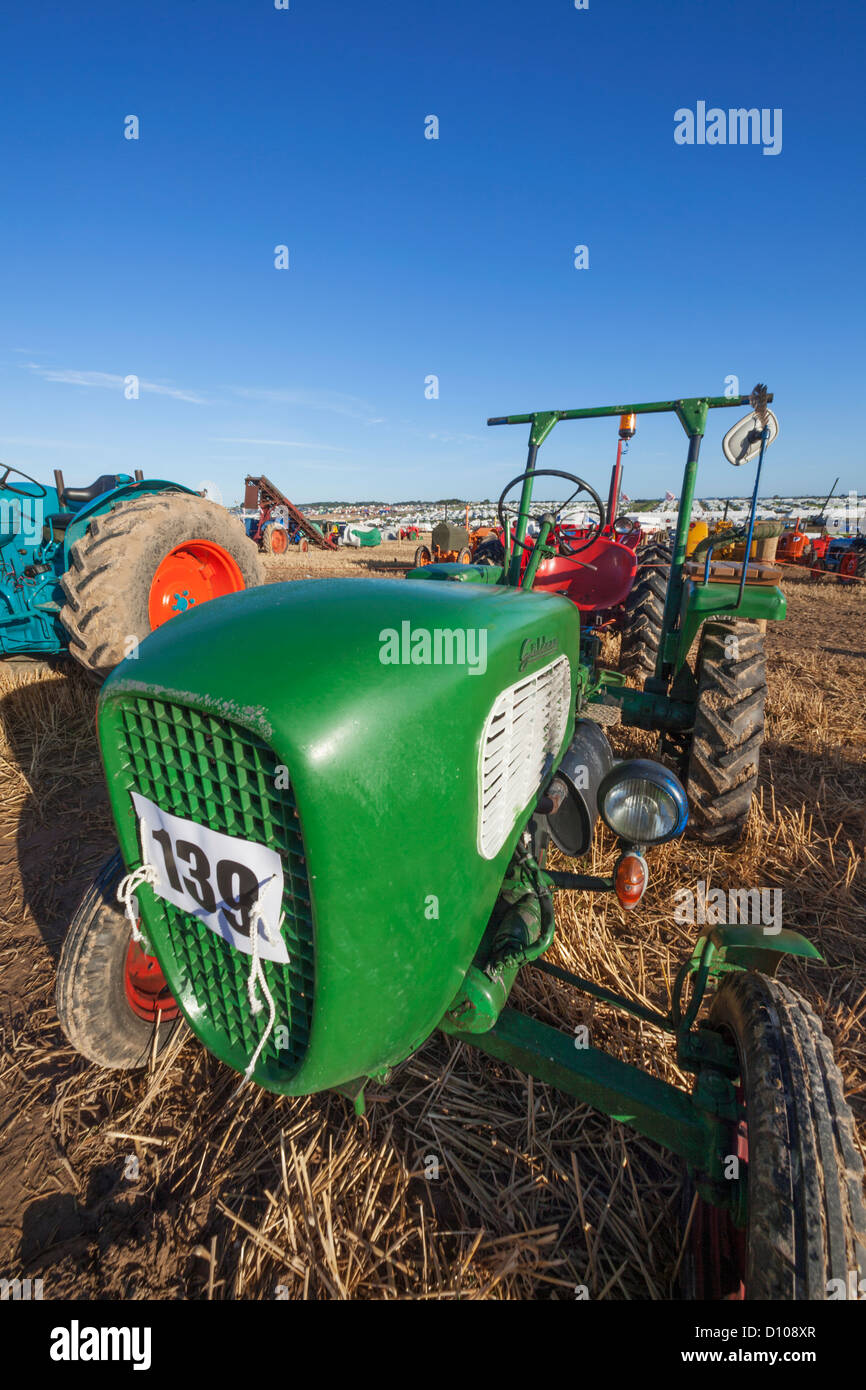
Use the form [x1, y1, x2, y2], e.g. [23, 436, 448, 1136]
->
[0, 463, 48, 498]
[498, 469, 606, 560]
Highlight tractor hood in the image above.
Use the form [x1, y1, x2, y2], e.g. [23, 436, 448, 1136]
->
[97, 578, 580, 1094]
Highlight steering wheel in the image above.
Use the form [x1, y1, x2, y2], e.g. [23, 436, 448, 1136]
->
[0, 463, 48, 498]
[497, 469, 606, 560]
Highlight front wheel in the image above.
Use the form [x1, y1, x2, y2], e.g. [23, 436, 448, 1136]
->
[413, 544, 432, 567]
[681, 972, 866, 1300]
[56, 853, 183, 1070]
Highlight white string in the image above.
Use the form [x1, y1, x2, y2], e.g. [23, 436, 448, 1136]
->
[243, 877, 287, 1082]
[117, 863, 157, 947]
[119, 861, 286, 1085]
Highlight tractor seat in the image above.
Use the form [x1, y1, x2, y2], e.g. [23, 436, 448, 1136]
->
[684, 559, 782, 587]
[62, 474, 125, 505]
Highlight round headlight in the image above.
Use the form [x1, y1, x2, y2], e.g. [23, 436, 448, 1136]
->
[596, 759, 688, 846]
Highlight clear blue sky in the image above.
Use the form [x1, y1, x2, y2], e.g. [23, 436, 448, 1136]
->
[1, 0, 863, 504]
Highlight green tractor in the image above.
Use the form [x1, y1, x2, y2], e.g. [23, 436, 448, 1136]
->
[410, 385, 785, 844]
[56, 392, 864, 1298]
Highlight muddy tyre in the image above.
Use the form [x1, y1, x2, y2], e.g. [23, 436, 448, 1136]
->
[60, 492, 263, 680]
[413, 544, 433, 566]
[56, 853, 183, 1070]
[681, 972, 866, 1300]
[619, 542, 671, 681]
[684, 620, 765, 844]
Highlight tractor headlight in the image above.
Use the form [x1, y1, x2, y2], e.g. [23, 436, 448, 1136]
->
[596, 759, 688, 846]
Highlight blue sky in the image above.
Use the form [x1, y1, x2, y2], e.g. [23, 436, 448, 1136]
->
[1, 0, 863, 504]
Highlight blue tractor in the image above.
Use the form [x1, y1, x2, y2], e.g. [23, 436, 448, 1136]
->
[0, 463, 263, 679]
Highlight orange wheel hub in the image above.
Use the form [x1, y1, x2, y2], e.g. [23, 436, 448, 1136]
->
[124, 938, 180, 1023]
[270, 527, 288, 555]
[148, 539, 245, 629]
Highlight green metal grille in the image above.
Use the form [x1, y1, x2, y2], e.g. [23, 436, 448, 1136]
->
[114, 696, 314, 1080]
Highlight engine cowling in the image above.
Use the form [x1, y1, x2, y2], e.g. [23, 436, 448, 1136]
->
[97, 577, 580, 1093]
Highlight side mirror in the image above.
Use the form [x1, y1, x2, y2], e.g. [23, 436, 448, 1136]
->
[722, 408, 779, 466]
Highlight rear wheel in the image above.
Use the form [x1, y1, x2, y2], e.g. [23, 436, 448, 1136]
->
[838, 550, 866, 586]
[808, 553, 827, 580]
[60, 492, 263, 679]
[684, 620, 766, 844]
[262, 523, 289, 555]
[681, 972, 866, 1300]
[473, 536, 505, 567]
[619, 542, 671, 681]
[56, 853, 182, 1070]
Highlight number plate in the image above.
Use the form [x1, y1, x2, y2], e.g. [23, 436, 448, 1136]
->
[131, 792, 288, 964]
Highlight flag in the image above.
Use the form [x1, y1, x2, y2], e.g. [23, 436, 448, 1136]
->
[621, 492, 630, 502]
[665, 490, 676, 502]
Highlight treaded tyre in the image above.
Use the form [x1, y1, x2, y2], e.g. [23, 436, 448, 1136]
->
[56, 853, 183, 1070]
[838, 548, 866, 586]
[413, 544, 432, 566]
[684, 619, 766, 844]
[261, 523, 289, 555]
[681, 972, 866, 1300]
[473, 536, 505, 567]
[60, 492, 263, 679]
[619, 542, 671, 681]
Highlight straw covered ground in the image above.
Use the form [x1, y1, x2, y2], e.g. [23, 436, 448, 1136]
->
[0, 561, 863, 1299]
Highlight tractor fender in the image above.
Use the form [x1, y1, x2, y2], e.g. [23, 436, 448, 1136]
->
[706, 923, 823, 975]
[61, 481, 197, 564]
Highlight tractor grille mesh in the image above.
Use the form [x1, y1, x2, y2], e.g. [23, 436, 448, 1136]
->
[478, 656, 571, 860]
[113, 697, 314, 1079]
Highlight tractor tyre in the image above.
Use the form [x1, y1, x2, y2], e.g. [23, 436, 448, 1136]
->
[56, 853, 183, 1070]
[60, 492, 263, 680]
[838, 550, 866, 586]
[261, 523, 289, 556]
[413, 545, 433, 567]
[808, 555, 827, 581]
[473, 536, 505, 567]
[619, 542, 671, 681]
[457, 547, 472, 564]
[680, 972, 866, 1300]
[683, 620, 766, 844]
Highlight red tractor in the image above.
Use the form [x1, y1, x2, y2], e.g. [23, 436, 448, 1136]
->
[473, 415, 643, 632]
[776, 518, 831, 578]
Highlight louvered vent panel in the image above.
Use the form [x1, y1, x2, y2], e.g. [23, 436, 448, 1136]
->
[478, 655, 571, 859]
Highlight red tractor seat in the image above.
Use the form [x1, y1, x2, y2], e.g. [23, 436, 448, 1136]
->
[532, 536, 638, 613]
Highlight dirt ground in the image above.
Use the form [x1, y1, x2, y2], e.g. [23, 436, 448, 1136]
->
[0, 556, 863, 1299]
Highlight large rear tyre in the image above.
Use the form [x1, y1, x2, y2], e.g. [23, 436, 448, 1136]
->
[60, 492, 263, 679]
[56, 853, 183, 1070]
[838, 550, 866, 586]
[684, 620, 766, 844]
[681, 972, 866, 1300]
[619, 542, 671, 681]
